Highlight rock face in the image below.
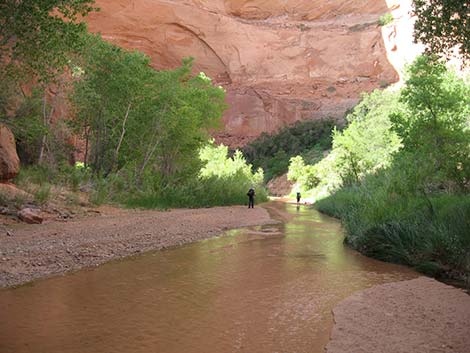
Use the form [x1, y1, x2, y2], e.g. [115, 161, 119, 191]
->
[0, 124, 20, 180]
[86, 0, 411, 146]
[267, 173, 294, 197]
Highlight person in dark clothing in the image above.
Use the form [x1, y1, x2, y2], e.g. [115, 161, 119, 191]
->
[296, 192, 301, 204]
[247, 188, 255, 208]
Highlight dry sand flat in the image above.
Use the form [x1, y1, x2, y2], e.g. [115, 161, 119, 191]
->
[0, 205, 275, 288]
[327, 277, 470, 353]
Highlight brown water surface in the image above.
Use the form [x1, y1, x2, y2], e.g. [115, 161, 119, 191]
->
[0, 202, 417, 353]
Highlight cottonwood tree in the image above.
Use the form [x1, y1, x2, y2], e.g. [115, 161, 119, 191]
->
[413, 0, 470, 62]
[0, 0, 97, 166]
[72, 35, 226, 186]
[391, 55, 470, 192]
[0, 0, 96, 81]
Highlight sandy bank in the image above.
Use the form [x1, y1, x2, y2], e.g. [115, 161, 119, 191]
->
[0, 205, 275, 288]
[327, 277, 470, 353]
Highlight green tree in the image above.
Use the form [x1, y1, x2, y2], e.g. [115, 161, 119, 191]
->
[71, 34, 154, 174]
[314, 56, 470, 281]
[126, 143, 267, 208]
[412, 0, 470, 62]
[286, 89, 405, 198]
[151, 65, 226, 183]
[199, 143, 264, 184]
[0, 0, 96, 81]
[242, 119, 334, 180]
[327, 90, 403, 185]
[71, 34, 226, 186]
[391, 55, 470, 192]
[287, 155, 319, 190]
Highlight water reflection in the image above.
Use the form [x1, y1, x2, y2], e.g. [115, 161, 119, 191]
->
[0, 202, 417, 353]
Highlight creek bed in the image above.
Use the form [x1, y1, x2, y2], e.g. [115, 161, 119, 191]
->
[0, 202, 417, 353]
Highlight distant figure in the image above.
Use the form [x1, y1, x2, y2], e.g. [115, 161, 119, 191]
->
[296, 192, 301, 204]
[247, 188, 255, 208]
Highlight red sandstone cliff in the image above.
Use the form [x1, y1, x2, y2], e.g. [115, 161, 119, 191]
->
[86, 0, 418, 146]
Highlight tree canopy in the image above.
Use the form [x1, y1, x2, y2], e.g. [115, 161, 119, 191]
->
[413, 0, 470, 62]
[0, 0, 97, 81]
[288, 55, 470, 198]
[391, 55, 470, 191]
[72, 34, 226, 183]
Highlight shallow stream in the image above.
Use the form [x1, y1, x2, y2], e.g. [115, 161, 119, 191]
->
[0, 202, 417, 353]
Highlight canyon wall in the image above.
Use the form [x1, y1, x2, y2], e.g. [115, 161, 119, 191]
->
[87, 0, 416, 146]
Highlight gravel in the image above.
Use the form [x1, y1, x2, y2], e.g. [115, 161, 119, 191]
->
[0, 205, 275, 288]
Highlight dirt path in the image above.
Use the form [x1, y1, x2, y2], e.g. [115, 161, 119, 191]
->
[0, 205, 276, 288]
[327, 277, 470, 353]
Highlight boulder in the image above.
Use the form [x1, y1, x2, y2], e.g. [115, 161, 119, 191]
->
[0, 124, 20, 181]
[18, 208, 43, 224]
[0, 183, 31, 200]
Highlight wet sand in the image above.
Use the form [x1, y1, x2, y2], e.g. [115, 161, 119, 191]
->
[0, 205, 275, 288]
[327, 277, 470, 353]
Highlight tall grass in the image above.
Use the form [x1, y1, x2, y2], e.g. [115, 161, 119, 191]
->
[34, 183, 51, 204]
[15, 164, 91, 193]
[125, 176, 268, 209]
[316, 184, 470, 281]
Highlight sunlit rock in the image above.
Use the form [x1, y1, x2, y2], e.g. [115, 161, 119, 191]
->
[86, 0, 422, 146]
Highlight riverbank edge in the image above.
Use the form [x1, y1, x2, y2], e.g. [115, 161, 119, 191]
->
[313, 204, 470, 291]
[326, 277, 470, 353]
[0, 204, 278, 289]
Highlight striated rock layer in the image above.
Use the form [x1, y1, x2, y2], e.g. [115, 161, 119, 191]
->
[87, 0, 406, 146]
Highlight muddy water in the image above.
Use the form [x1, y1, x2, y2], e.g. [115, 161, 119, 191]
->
[0, 203, 417, 353]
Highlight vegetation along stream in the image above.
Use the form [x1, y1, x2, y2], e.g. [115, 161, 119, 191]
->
[0, 202, 417, 353]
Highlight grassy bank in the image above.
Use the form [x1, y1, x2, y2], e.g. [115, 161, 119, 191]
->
[316, 186, 470, 285]
[292, 56, 470, 286]
[11, 143, 268, 211]
[125, 177, 268, 209]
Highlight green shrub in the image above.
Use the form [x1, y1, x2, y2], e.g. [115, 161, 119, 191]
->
[89, 178, 110, 206]
[15, 165, 53, 189]
[65, 193, 80, 206]
[96, 143, 268, 209]
[51, 163, 91, 192]
[15, 164, 92, 204]
[379, 13, 393, 26]
[242, 119, 335, 181]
